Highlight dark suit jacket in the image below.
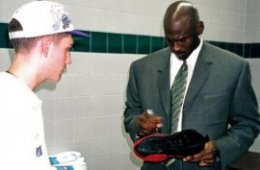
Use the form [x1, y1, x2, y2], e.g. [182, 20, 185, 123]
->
[124, 42, 260, 170]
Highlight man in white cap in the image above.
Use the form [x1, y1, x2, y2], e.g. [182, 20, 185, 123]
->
[0, 1, 88, 170]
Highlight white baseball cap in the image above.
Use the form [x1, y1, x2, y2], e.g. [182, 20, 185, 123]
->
[9, 0, 89, 39]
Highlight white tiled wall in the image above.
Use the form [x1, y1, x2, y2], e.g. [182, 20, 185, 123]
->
[248, 59, 260, 153]
[0, 0, 260, 170]
[37, 52, 143, 170]
[246, 0, 260, 43]
[64, 0, 248, 42]
[0, 0, 249, 42]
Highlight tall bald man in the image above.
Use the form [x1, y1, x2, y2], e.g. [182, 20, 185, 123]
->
[124, 1, 260, 170]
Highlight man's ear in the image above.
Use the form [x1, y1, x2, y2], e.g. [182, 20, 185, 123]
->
[40, 36, 53, 57]
[196, 21, 204, 36]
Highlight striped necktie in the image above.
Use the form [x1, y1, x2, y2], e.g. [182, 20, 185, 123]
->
[170, 60, 188, 133]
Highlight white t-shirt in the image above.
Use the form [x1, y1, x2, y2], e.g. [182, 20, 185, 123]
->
[0, 72, 51, 170]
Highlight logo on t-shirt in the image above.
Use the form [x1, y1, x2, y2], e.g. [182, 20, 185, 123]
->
[36, 145, 42, 157]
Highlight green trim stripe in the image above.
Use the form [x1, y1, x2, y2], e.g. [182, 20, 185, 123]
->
[0, 23, 12, 48]
[73, 32, 167, 54]
[1, 22, 259, 58]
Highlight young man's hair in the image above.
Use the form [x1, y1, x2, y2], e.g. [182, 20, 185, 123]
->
[8, 18, 68, 54]
[9, 18, 41, 53]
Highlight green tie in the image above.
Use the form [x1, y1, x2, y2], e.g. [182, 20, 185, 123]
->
[166, 61, 189, 167]
[170, 60, 188, 133]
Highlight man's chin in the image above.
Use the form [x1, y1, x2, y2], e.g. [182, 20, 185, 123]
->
[48, 75, 62, 83]
[56, 75, 62, 82]
[176, 54, 189, 60]
[173, 51, 190, 60]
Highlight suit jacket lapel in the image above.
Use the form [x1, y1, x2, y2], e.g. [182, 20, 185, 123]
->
[184, 42, 212, 111]
[157, 48, 171, 116]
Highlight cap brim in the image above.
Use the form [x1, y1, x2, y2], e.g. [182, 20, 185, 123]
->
[69, 30, 90, 38]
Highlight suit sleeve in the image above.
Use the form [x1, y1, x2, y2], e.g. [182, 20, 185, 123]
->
[215, 61, 260, 167]
[123, 62, 143, 141]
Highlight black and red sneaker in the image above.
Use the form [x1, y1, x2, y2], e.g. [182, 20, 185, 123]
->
[133, 129, 209, 163]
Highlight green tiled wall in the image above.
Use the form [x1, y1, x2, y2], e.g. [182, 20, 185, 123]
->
[1, 22, 259, 58]
[108, 33, 122, 53]
[123, 34, 137, 54]
[0, 23, 12, 48]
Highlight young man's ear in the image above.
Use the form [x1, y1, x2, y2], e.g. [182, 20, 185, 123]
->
[40, 36, 53, 57]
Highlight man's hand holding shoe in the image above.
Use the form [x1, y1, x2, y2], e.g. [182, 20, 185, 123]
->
[183, 140, 219, 167]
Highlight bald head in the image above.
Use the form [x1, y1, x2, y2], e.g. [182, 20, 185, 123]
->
[164, 1, 200, 32]
[163, 1, 204, 60]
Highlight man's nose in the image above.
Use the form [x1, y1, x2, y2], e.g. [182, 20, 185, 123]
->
[171, 42, 181, 52]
